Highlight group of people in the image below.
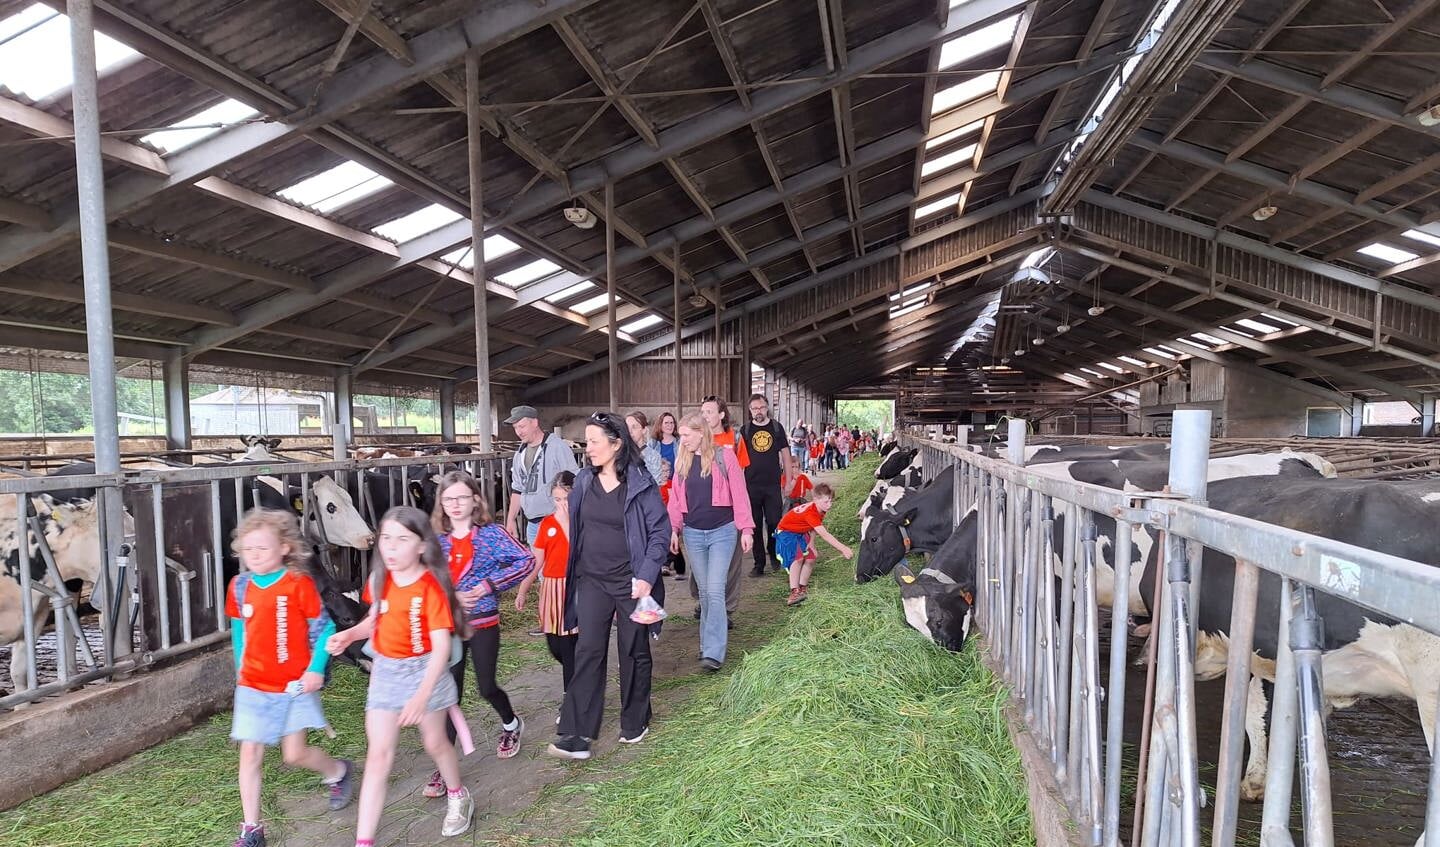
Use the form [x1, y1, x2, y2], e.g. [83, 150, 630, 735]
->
[789, 422, 882, 473]
[224, 399, 853, 847]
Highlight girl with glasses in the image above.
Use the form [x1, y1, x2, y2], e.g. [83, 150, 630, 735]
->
[418, 471, 534, 800]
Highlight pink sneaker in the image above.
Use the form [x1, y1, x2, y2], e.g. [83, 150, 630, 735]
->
[422, 769, 445, 798]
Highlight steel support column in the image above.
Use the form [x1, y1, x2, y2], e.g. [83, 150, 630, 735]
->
[714, 299, 723, 393]
[440, 380, 456, 441]
[606, 181, 619, 411]
[674, 244, 683, 415]
[162, 349, 190, 452]
[1351, 397, 1365, 436]
[1422, 394, 1437, 437]
[466, 52, 493, 453]
[741, 311, 751, 398]
[333, 370, 353, 462]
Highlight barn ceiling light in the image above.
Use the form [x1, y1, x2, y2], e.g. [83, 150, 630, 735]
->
[1251, 204, 1278, 221]
[1032, 336, 1045, 346]
[563, 204, 597, 229]
[1014, 348, 1026, 356]
[1087, 305, 1106, 316]
[1417, 104, 1440, 127]
[1055, 322, 1071, 334]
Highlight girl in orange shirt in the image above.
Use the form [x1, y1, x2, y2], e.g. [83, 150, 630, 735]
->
[228, 509, 352, 847]
[515, 471, 578, 694]
[327, 507, 473, 843]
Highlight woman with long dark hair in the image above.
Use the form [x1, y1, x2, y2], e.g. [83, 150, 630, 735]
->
[545, 411, 670, 760]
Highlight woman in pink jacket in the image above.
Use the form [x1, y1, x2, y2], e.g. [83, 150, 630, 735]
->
[666, 413, 754, 671]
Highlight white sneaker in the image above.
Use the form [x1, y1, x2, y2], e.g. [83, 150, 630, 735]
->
[441, 787, 473, 837]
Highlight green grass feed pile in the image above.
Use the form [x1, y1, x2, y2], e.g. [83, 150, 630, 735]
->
[580, 459, 1032, 847]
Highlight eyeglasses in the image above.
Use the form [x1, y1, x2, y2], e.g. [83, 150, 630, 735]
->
[441, 495, 474, 506]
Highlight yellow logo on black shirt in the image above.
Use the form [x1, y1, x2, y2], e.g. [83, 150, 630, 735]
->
[752, 430, 774, 452]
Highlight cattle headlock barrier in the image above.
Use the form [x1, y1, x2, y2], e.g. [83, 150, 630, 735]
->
[901, 412, 1440, 847]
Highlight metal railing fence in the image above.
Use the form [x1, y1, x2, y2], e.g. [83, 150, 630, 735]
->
[900, 410, 1440, 847]
[1, 450, 513, 710]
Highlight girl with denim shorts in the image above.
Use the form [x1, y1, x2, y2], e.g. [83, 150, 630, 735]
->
[227, 509, 353, 847]
[327, 506, 475, 844]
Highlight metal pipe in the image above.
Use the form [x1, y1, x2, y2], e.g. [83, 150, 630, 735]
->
[1057, 502, 1077, 780]
[1080, 514, 1104, 844]
[68, 0, 126, 673]
[1291, 585, 1335, 846]
[1007, 417, 1027, 465]
[151, 483, 171, 650]
[1212, 558, 1260, 847]
[467, 51, 493, 452]
[674, 243, 683, 413]
[1039, 497, 1061, 762]
[1168, 409, 1211, 646]
[606, 180, 619, 410]
[1102, 518, 1134, 847]
[162, 349, 190, 452]
[1168, 537, 1202, 847]
[1260, 578, 1299, 845]
[1425, 687, 1440, 846]
[0, 630, 232, 710]
[1021, 488, 1039, 721]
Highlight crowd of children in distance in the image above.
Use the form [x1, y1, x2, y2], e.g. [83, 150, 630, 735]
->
[224, 410, 870, 847]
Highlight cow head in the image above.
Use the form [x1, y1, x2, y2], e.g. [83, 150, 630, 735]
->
[895, 563, 974, 652]
[308, 477, 375, 550]
[875, 448, 918, 480]
[238, 436, 283, 462]
[856, 507, 916, 583]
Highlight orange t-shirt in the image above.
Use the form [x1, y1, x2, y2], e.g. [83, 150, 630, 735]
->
[714, 429, 750, 468]
[778, 501, 828, 534]
[362, 571, 455, 659]
[789, 474, 814, 500]
[533, 514, 571, 579]
[227, 570, 323, 693]
[446, 530, 474, 585]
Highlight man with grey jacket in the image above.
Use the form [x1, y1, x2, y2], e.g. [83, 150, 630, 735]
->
[504, 405, 580, 544]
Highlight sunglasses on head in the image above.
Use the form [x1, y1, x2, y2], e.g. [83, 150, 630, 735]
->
[588, 411, 626, 439]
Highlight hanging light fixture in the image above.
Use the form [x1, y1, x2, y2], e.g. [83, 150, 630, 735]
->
[1251, 204, 1278, 221]
[1418, 104, 1440, 127]
[1088, 273, 1105, 316]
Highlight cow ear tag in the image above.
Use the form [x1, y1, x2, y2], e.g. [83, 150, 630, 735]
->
[900, 573, 916, 584]
[293, 497, 304, 512]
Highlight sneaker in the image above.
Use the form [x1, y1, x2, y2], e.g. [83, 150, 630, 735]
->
[422, 769, 445, 798]
[749, 567, 766, 578]
[619, 725, 649, 744]
[441, 788, 474, 837]
[497, 715, 524, 759]
[700, 657, 722, 672]
[786, 587, 804, 606]
[727, 614, 734, 631]
[799, 584, 810, 601]
[233, 824, 266, 847]
[327, 759, 355, 811]
[692, 606, 701, 620]
[545, 735, 592, 760]
[673, 570, 687, 581]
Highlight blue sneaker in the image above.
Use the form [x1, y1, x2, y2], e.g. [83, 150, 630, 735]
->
[327, 759, 355, 811]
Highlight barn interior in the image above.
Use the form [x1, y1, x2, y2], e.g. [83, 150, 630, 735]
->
[2, 0, 1437, 454]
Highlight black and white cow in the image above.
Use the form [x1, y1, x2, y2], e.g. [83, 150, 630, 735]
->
[895, 512, 979, 651]
[859, 448, 925, 537]
[1135, 474, 1440, 809]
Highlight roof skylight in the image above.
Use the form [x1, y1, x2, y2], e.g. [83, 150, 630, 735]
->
[572, 293, 612, 315]
[1079, 367, 1106, 378]
[1143, 346, 1176, 360]
[938, 15, 1019, 70]
[1234, 317, 1281, 334]
[545, 281, 598, 304]
[1357, 243, 1418, 264]
[1400, 229, 1440, 249]
[1098, 361, 1124, 373]
[498, 258, 561, 286]
[620, 314, 664, 334]
[925, 119, 984, 150]
[888, 282, 933, 302]
[915, 191, 961, 220]
[1191, 332, 1225, 346]
[373, 204, 464, 243]
[1117, 355, 1150, 367]
[141, 99, 259, 154]
[921, 143, 978, 177]
[278, 161, 393, 213]
[0, 4, 139, 101]
[439, 235, 522, 270]
[931, 71, 1001, 115]
[1020, 247, 1055, 269]
[890, 300, 926, 320]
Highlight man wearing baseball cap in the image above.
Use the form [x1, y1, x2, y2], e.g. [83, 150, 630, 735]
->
[503, 405, 579, 544]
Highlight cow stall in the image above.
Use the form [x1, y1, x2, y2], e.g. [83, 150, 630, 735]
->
[899, 417, 1440, 847]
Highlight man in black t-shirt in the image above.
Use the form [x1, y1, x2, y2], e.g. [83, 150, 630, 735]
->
[741, 393, 795, 576]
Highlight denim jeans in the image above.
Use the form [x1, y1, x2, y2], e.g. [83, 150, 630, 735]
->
[683, 523, 738, 663]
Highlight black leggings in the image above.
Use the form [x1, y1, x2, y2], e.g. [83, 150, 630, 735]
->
[546, 633, 577, 690]
[446, 624, 516, 743]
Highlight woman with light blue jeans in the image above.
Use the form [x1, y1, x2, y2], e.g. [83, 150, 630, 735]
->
[666, 413, 754, 671]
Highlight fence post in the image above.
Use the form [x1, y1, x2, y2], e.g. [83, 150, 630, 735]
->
[1007, 418, 1027, 466]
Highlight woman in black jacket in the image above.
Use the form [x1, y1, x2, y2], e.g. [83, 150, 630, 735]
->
[545, 411, 670, 760]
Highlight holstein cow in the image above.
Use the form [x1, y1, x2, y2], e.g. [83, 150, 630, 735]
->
[858, 448, 924, 538]
[1135, 474, 1440, 812]
[895, 514, 979, 651]
[1, 493, 132, 691]
[861, 447, 1336, 651]
[237, 435, 285, 462]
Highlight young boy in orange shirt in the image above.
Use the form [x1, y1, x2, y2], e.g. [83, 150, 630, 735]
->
[773, 483, 852, 606]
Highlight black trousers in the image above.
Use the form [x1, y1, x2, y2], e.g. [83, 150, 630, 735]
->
[546, 633, 577, 690]
[559, 575, 652, 740]
[446, 624, 517, 743]
[747, 484, 784, 573]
